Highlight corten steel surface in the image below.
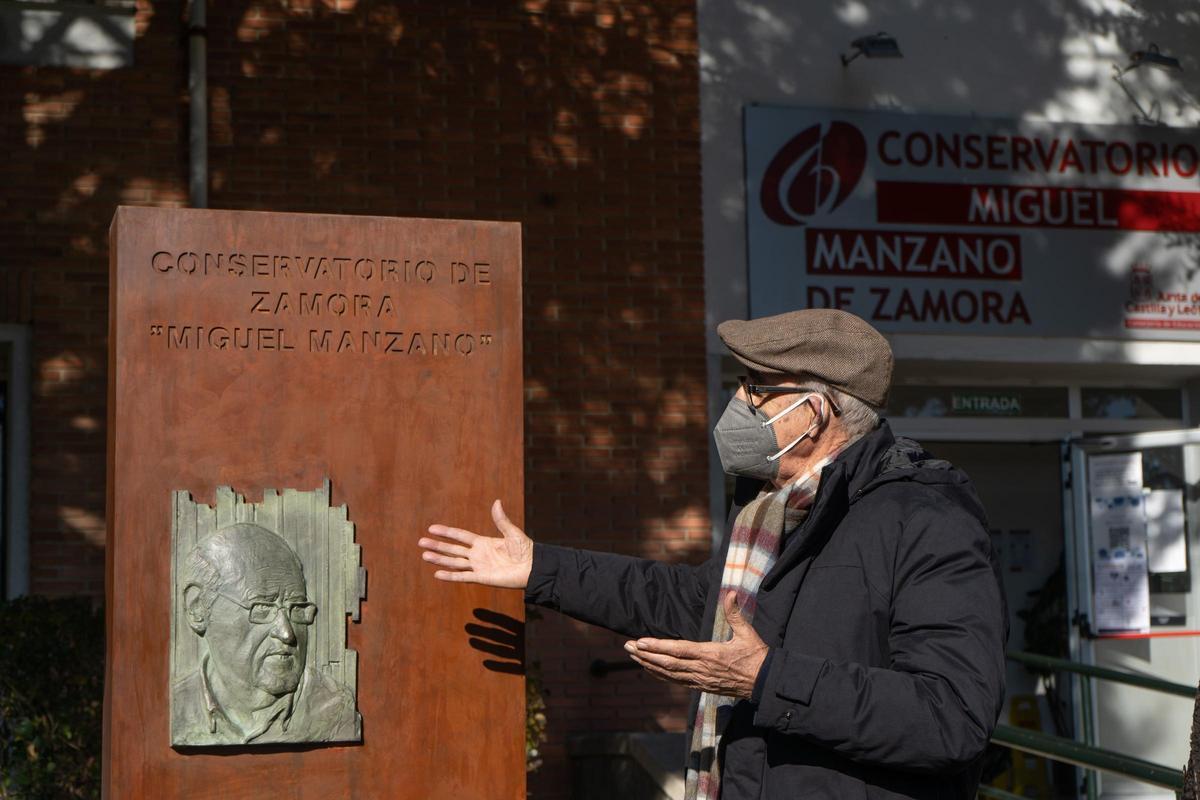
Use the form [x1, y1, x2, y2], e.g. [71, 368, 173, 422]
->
[105, 207, 524, 799]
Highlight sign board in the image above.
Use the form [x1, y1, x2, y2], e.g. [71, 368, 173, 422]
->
[888, 385, 1068, 418]
[105, 207, 525, 799]
[745, 105, 1200, 339]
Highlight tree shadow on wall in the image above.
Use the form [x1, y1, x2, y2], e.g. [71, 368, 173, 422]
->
[4, 6, 705, 795]
[1, 0, 712, 597]
[8, 0, 1200, 795]
[10, 1, 1200, 594]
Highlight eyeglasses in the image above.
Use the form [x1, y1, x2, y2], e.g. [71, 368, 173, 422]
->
[219, 593, 317, 625]
[736, 376, 842, 417]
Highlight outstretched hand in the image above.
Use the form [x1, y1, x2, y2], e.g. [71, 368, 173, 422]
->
[418, 500, 534, 589]
[624, 591, 769, 699]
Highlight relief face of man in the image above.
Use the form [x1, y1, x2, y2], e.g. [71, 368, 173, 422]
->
[172, 507, 361, 748]
[183, 524, 316, 725]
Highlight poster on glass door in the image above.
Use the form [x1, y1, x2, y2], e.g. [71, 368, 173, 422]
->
[1088, 453, 1150, 632]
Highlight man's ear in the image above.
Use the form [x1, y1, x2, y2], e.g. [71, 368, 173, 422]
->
[808, 394, 830, 435]
[184, 585, 208, 635]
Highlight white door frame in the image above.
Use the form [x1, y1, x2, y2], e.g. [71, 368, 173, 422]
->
[1064, 429, 1200, 798]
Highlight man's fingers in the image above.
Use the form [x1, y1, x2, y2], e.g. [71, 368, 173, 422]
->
[723, 591, 747, 629]
[624, 644, 687, 672]
[491, 499, 526, 541]
[422, 552, 471, 569]
[629, 653, 705, 689]
[426, 525, 479, 546]
[633, 637, 704, 658]
[417, 538, 471, 558]
[628, 651, 678, 678]
[629, 653, 685, 684]
[433, 569, 480, 583]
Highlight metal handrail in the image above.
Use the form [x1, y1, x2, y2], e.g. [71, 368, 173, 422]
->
[991, 724, 1183, 791]
[1008, 650, 1196, 698]
[991, 650, 1193, 799]
[603, 650, 1192, 794]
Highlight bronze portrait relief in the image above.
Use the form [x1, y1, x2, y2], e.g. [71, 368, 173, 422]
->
[169, 481, 365, 747]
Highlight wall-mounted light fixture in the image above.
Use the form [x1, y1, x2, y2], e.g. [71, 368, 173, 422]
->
[841, 32, 902, 66]
[1111, 43, 1183, 124]
[1115, 43, 1182, 78]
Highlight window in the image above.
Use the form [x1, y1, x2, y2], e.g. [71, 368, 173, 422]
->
[1080, 388, 1183, 420]
[0, 0, 135, 69]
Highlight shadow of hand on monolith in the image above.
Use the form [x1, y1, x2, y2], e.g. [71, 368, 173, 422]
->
[466, 608, 524, 675]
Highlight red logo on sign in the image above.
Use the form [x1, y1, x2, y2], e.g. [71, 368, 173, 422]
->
[1129, 264, 1154, 302]
[761, 122, 867, 225]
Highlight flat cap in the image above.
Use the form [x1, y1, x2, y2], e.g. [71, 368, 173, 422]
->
[718, 309, 893, 407]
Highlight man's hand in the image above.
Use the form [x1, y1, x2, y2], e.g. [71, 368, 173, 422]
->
[624, 592, 768, 699]
[418, 500, 533, 589]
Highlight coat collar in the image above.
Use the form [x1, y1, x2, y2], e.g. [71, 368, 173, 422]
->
[730, 421, 896, 511]
[758, 421, 895, 590]
[840, 421, 897, 502]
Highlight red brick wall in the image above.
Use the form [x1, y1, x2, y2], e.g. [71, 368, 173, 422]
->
[2, 2, 708, 796]
[1, 4, 186, 597]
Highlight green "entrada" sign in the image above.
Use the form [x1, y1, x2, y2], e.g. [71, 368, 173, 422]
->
[951, 393, 1022, 416]
[888, 386, 1069, 418]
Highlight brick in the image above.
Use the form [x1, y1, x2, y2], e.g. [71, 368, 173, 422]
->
[3, 1, 702, 796]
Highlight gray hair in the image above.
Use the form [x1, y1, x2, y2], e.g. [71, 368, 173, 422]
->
[790, 377, 881, 441]
[182, 544, 226, 615]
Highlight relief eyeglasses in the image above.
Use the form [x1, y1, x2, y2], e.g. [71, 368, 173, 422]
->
[220, 593, 318, 625]
[737, 376, 842, 418]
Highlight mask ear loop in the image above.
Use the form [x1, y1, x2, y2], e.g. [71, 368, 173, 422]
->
[761, 393, 819, 427]
[764, 394, 827, 463]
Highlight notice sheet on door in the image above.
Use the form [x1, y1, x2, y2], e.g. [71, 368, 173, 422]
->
[1088, 452, 1150, 632]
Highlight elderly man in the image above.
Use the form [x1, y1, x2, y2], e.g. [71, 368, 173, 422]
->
[419, 309, 1006, 799]
[171, 522, 360, 746]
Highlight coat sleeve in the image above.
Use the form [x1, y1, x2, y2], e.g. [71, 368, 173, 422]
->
[751, 500, 1007, 772]
[523, 542, 722, 641]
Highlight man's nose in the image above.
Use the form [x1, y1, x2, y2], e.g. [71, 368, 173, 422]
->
[269, 607, 297, 645]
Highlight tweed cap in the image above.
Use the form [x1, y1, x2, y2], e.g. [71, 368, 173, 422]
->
[718, 309, 893, 407]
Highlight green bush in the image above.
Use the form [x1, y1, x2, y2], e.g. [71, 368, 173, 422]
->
[526, 666, 548, 773]
[0, 596, 104, 800]
[525, 607, 548, 773]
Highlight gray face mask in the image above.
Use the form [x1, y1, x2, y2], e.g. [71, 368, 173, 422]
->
[712, 393, 823, 482]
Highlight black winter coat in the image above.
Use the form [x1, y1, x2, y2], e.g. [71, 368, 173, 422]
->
[525, 422, 1008, 799]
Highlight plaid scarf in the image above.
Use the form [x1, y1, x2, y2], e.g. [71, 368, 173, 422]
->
[684, 448, 842, 800]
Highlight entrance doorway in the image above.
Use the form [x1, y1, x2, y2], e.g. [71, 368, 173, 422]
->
[933, 442, 1068, 727]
